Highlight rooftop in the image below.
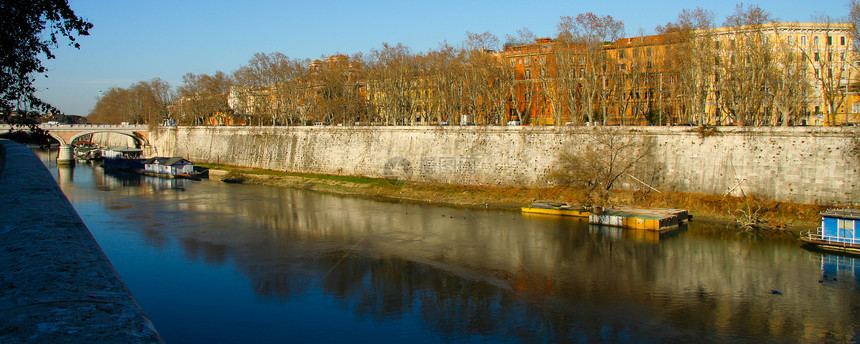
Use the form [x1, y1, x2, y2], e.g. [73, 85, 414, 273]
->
[821, 208, 860, 220]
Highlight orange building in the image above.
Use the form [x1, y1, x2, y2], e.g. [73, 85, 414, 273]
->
[500, 38, 568, 125]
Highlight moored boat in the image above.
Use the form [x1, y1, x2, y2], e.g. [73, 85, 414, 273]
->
[800, 209, 860, 255]
[100, 146, 145, 171]
[142, 157, 207, 180]
[589, 206, 691, 231]
[521, 201, 590, 217]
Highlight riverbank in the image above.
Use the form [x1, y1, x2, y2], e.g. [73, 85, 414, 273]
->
[0, 140, 163, 343]
[200, 164, 825, 232]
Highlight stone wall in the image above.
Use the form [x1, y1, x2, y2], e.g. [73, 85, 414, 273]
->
[150, 126, 860, 205]
[0, 139, 163, 343]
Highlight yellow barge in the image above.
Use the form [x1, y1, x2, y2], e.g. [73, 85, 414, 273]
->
[588, 206, 691, 231]
[521, 201, 590, 217]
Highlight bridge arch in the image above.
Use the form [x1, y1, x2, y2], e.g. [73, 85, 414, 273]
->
[38, 124, 153, 165]
[48, 130, 149, 148]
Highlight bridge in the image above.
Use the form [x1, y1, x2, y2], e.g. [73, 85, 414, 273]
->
[0, 123, 153, 165]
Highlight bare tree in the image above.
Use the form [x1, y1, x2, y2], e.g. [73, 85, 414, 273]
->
[461, 32, 503, 125]
[557, 13, 625, 125]
[424, 43, 465, 125]
[551, 127, 655, 206]
[87, 78, 173, 125]
[366, 43, 415, 125]
[657, 8, 717, 125]
[717, 4, 777, 126]
[770, 31, 810, 126]
[798, 18, 855, 126]
[175, 71, 233, 125]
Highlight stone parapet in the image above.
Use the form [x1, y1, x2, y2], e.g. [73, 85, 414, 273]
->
[0, 139, 162, 343]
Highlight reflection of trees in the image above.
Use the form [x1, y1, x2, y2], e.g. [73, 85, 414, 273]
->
[57, 162, 860, 342]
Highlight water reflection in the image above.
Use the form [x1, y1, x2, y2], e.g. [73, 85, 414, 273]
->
[35, 149, 859, 343]
[819, 254, 860, 287]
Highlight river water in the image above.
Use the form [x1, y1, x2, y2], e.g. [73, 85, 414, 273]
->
[38, 150, 859, 343]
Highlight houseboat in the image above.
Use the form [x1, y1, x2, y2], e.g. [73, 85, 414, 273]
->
[101, 146, 145, 171]
[801, 209, 860, 255]
[521, 201, 590, 217]
[142, 157, 199, 179]
[589, 206, 691, 232]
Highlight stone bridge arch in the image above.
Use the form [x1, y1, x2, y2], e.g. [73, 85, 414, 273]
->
[48, 130, 149, 147]
[38, 124, 152, 165]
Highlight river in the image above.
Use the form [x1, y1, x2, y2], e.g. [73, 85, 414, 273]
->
[38, 150, 859, 343]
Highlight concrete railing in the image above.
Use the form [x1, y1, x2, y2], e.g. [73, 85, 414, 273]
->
[0, 139, 162, 343]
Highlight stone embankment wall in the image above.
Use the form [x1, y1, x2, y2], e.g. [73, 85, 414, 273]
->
[0, 139, 163, 343]
[91, 132, 139, 147]
[150, 126, 859, 205]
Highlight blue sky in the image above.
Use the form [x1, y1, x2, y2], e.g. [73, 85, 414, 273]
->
[35, 0, 854, 117]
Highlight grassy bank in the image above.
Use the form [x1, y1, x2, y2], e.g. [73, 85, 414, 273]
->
[199, 163, 826, 232]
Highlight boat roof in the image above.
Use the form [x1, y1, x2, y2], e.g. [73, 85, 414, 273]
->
[143, 157, 191, 166]
[820, 208, 860, 220]
[105, 146, 142, 153]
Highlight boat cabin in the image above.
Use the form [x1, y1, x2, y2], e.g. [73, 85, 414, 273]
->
[819, 209, 860, 246]
[102, 146, 143, 159]
[143, 157, 194, 176]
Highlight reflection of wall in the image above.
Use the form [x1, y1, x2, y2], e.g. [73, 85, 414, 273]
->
[151, 126, 859, 205]
[116, 181, 859, 343]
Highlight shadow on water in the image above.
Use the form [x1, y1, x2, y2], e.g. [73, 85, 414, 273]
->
[34, 149, 860, 343]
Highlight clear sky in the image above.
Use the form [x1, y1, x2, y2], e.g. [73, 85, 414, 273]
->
[34, 0, 854, 117]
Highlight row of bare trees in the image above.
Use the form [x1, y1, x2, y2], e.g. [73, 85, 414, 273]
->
[88, 3, 860, 127]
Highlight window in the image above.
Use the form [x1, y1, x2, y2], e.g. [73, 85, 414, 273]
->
[787, 35, 793, 45]
[829, 53, 833, 62]
[524, 58, 530, 66]
[853, 103, 860, 114]
[815, 52, 820, 62]
[619, 50, 625, 59]
[714, 40, 720, 49]
[838, 219, 855, 231]
[524, 70, 530, 79]
[619, 63, 626, 71]
[827, 36, 833, 45]
[841, 36, 846, 45]
[814, 36, 820, 46]
[801, 35, 807, 45]
[647, 47, 652, 57]
[841, 52, 846, 61]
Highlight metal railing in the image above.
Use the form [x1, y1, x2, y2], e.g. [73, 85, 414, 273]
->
[802, 227, 860, 245]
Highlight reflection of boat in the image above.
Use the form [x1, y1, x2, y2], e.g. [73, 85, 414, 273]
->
[521, 201, 590, 217]
[800, 209, 860, 255]
[817, 254, 859, 285]
[589, 206, 690, 232]
[587, 224, 681, 243]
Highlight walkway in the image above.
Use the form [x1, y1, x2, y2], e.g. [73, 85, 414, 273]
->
[0, 139, 162, 343]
